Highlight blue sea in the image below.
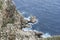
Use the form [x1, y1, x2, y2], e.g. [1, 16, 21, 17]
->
[14, 0, 60, 35]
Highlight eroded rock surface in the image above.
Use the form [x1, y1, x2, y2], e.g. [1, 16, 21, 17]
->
[0, 0, 43, 40]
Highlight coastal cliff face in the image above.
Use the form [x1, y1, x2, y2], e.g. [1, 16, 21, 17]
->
[0, 0, 43, 40]
[0, 0, 60, 40]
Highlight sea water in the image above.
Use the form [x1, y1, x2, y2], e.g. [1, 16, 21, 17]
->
[14, 0, 60, 35]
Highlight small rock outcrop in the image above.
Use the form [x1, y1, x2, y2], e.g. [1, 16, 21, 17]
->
[0, 0, 43, 40]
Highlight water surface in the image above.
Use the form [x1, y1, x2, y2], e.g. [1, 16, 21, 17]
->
[14, 0, 60, 35]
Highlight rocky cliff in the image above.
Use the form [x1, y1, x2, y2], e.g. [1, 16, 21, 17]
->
[0, 0, 60, 40]
[0, 0, 43, 40]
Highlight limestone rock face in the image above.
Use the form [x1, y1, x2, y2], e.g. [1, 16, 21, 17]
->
[0, 0, 43, 40]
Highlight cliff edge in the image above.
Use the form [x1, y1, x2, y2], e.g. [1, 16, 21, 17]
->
[0, 0, 60, 40]
[0, 0, 43, 40]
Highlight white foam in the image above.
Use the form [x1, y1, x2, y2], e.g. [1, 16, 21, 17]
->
[23, 16, 39, 32]
[24, 16, 30, 21]
[33, 19, 38, 24]
[28, 29, 40, 32]
[41, 33, 51, 38]
[24, 18, 30, 21]
[22, 11, 26, 14]
[22, 28, 32, 31]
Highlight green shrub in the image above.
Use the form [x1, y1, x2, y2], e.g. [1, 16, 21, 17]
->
[0, 1, 2, 10]
[7, 17, 15, 23]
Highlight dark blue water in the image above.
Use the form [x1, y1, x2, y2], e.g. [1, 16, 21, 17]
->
[14, 0, 60, 35]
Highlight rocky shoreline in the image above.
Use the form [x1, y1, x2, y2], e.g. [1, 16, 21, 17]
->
[0, 0, 60, 40]
[0, 0, 43, 40]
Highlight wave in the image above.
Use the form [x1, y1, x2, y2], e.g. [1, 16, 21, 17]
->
[21, 11, 26, 14]
[24, 16, 30, 21]
[22, 12, 51, 38]
[41, 33, 51, 38]
[22, 28, 32, 31]
[22, 27, 51, 38]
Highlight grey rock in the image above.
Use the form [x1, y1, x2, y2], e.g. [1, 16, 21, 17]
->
[0, 0, 43, 40]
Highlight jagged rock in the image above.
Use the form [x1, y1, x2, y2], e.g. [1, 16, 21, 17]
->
[29, 16, 37, 23]
[0, 0, 43, 40]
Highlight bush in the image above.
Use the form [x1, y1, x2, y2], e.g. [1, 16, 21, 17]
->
[0, 1, 2, 10]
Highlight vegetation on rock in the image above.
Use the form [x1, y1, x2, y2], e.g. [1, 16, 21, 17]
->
[0, 0, 60, 40]
[0, 0, 2, 10]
